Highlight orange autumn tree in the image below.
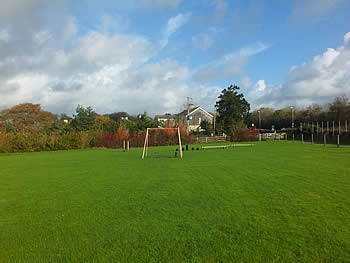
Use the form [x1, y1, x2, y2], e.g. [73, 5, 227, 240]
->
[0, 103, 56, 133]
[95, 115, 118, 132]
[117, 125, 129, 141]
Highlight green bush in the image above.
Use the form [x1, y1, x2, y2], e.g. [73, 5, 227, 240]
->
[0, 133, 12, 152]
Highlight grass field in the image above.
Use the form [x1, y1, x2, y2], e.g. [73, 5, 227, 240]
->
[1, 142, 350, 262]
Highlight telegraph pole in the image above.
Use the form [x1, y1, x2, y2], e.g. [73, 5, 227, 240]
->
[186, 97, 192, 135]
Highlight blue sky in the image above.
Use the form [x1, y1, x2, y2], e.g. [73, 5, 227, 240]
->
[0, 0, 349, 116]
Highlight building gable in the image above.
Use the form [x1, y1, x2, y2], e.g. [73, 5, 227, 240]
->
[189, 106, 213, 119]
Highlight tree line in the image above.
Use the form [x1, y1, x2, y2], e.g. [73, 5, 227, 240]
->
[0, 103, 162, 134]
[0, 103, 193, 153]
[208, 85, 350, 138]
[246, 96, 350, 131]
[1, 85, 349, 152]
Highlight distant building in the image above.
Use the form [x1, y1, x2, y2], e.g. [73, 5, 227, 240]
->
[155, 106, 214, 132]
[154, 113, 177, 127]
[181, 106, 214, 132]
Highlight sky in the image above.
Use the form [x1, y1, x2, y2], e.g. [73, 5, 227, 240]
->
[0, 0, 349, 117]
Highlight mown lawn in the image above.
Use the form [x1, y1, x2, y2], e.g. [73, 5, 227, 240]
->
[0, 142, 349, 262]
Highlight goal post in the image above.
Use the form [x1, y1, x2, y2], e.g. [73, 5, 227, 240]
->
[142, 127, 183, 159]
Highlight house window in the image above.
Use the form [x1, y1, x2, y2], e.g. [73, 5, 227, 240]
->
[198, 117, 201, 125]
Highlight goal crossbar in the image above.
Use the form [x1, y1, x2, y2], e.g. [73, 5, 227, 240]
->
[141, 128, 183, 159]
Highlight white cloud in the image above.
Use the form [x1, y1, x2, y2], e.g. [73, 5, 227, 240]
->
[226, 42, 269, 58]
[0, 0, 45, 22]
[160, 12, 191, 48]
[72, 31, 156, 67]
[282, 45, 349, 99]
[192, 34, 214, 50]
[33, 30, 51, 46]
[0, 19, 220, 116]
[192, 57, 247, 82]
[96, 14, 129, 34]
[192, 41, 268, 82]
[45, 59, 221, 116]
[289, 0, 344, 24]
[4, 1, 348, 118]
[2, 74, 51, 107]
[0, 0, 223, 118]
[61, 15, 78, 41]
[237, 42, 269, 57]
[244, 32, 350, 110]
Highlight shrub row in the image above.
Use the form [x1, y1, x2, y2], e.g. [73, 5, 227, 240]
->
[95, 131, 196, 148]
[232, 128, 259, 142]
[0, 130, 196, 153]
[0, 128, 256, 153]
[0, 132, 96, 153]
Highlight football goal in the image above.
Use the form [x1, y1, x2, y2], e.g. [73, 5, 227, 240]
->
[142, 127, 183, 159]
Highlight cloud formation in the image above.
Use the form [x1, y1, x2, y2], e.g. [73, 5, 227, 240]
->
[160, 12, 191, 48]
[246, 32, 350, 109]
[0, 0, 45, 22]
[192, 41, 268, 82]
[2, 0, 349, 118]
[0, 6, 220, 116]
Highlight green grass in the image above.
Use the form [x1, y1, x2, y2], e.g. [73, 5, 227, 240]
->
[0, 142, 349, 262]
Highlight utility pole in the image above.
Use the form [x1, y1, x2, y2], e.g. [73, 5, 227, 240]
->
[186, 97, 192, 135]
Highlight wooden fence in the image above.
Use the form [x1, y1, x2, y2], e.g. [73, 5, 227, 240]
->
[197, 136, 227, 143]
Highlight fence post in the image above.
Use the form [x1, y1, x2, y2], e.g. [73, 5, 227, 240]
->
[346, 120, 348, 133]
[301, 133, 304, 144]
[311, 134, 314, 144]
[337, 135, 340, 148]
[324, 134, 326, 146]
[292, 134, 295, 143]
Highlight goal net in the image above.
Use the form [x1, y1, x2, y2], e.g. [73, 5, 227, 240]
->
[141, 128, 183, 159]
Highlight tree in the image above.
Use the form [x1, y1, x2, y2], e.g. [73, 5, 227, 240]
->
[70, 105, 97, 131]
[215, 85, 250, 137]
[0, 103, 56, 133]
[135, 112, 159, 131]
[272, 107, 293, 130]
[200, 120, 213, 135]
[246, 107, 275, 129]
[328, 95, 349, 121]
[96, 115, 119, 132]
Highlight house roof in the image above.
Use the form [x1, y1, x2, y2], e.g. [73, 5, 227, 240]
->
[156, 106, 214, 119]
[155, 114, 177, 120]
[189, 106, 213, 118]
